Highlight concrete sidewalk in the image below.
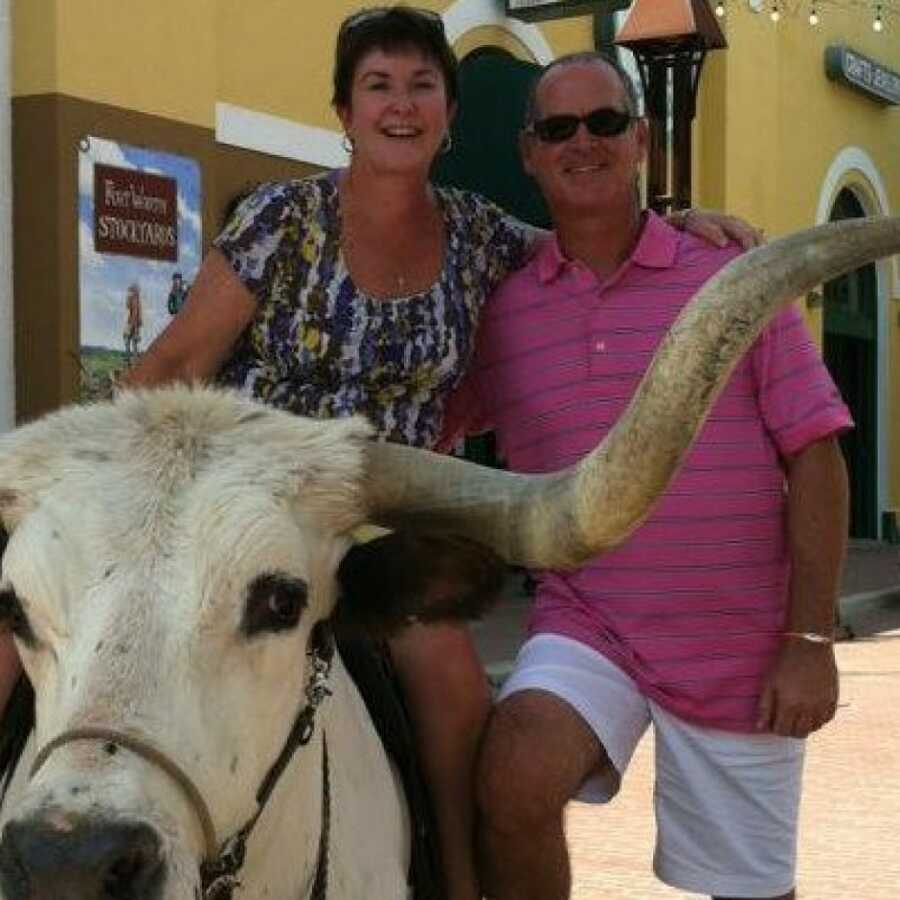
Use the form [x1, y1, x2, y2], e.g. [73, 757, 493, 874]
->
[471, 539, 900, 899]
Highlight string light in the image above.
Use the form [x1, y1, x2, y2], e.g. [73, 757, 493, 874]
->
[748, 0, 897, 30]
[715, 1, 726, 16]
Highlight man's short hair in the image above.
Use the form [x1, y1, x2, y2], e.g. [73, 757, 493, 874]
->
[523, 51, 641, 129]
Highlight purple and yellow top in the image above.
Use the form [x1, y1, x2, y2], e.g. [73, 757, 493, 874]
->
[213, 172, 532, 449]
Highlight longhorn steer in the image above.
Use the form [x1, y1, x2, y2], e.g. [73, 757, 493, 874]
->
[0, 217, 897, 899]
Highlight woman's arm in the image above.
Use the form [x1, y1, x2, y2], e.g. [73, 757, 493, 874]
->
[124, 249, 257, 389]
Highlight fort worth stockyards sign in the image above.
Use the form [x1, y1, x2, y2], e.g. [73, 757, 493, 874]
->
[94, 164, 179, 261]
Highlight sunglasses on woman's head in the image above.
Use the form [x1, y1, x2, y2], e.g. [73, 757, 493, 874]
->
[341, 6, 445, 35]
[527, 108, 636, 144]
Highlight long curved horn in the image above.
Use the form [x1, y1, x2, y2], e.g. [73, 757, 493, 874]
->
[364, 216, 900, 568]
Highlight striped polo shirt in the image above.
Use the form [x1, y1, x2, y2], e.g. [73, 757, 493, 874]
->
[445, 212, 852, 731]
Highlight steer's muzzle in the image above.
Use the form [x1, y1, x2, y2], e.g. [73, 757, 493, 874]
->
[0, 817, 165, 900]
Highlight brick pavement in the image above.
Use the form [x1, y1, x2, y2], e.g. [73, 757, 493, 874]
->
[567, 619, 900, 898]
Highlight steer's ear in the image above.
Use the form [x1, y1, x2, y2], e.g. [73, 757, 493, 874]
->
[334, 531, 507, 637]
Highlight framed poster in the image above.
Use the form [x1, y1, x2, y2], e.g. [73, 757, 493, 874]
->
[78, 137, 202, 400]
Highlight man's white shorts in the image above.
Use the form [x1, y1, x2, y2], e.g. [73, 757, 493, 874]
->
[498, 634, 806, 898]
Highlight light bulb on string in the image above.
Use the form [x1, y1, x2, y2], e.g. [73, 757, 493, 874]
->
[715, 1, 726, 17]
[873, 5, 884, 31]
[809, 4, 819, 25]
[770, 2, 781, 23]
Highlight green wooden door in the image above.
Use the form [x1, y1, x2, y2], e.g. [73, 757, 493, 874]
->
[433, 48, 549, 228]
[823, 189, 878, 539]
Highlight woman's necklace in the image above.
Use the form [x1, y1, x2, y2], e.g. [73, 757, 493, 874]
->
[340, 181, 443, 299]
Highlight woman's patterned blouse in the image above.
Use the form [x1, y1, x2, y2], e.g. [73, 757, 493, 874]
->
[213, 172, 532, 449]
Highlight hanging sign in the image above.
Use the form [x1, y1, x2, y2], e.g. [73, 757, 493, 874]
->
[506, 1, 629, 24]
[825, 45, 900, 106]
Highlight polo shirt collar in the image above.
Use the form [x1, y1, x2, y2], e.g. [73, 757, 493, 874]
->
[535, 211, 678, 284]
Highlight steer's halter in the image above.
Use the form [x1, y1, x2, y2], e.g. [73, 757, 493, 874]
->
[28, 622, 336, 900]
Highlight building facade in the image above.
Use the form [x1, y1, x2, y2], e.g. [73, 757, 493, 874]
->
[6, 0, 900, 538]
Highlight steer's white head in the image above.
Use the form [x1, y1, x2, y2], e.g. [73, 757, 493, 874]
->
[0, 388, 373, 899]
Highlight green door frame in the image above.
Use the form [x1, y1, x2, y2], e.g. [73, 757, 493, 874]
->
[823, 188, 879, 539]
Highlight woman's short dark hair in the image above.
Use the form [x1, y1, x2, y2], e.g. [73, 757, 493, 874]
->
[332, 5, 458, 110]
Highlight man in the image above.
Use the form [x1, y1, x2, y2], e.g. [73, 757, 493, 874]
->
[445, 53, 850, 900]
[167, 271, 189, 316]
[123, 282, 143, 363]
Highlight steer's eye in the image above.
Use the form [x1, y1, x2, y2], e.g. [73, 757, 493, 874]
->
[0, 587, 36, 646]
[242, 573, 308, 637]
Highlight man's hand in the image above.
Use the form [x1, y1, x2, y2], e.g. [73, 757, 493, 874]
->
[756, 638, 839, 737]
[669, 208, 765, 250]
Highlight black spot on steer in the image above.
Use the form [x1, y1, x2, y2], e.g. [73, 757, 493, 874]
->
[335, 531, 506, 637]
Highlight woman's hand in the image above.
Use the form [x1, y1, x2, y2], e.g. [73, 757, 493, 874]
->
[668, 208, 764, 251]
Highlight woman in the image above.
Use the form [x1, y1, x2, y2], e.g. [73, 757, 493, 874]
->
[0, 7, 758, 898]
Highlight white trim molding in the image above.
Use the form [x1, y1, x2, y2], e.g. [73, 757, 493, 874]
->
[216, 103, 349, 168]
[215, 1, 555, 166]
[816, 145, 897, 294]
[443, 0, 554, 63]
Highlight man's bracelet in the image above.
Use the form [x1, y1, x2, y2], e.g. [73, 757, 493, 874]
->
[783, 631, 834, 645]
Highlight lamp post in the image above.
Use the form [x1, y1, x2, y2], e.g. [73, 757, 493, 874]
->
[615, 0, 727, 214]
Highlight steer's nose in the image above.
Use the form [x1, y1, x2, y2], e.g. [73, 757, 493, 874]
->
[0, 818, 165, 900]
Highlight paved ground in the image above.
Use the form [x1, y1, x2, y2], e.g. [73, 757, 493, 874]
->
[472, 539, 900, 899]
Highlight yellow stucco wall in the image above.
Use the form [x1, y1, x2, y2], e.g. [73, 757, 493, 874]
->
[696, 4, 898, 233]
[14, 0, 217, 127]
[693, 4, 899, 513]
[13, 1, 590, 131]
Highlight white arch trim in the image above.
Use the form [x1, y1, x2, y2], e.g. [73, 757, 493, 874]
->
[816, 145, 897, 292]
[215, 2, 555, 165]
[443, 0, 554, 64]
[816, 144, 896, 538]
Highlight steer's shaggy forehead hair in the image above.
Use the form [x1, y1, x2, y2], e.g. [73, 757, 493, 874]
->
[0, 387, 374, 534]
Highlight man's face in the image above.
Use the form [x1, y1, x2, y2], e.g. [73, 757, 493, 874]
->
[521, 61, 647, 219]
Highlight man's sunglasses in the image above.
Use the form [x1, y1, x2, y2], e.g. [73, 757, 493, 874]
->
[527, 108, 636, 144]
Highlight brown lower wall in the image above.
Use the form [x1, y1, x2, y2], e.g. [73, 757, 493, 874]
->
[12, 93, 319, 422]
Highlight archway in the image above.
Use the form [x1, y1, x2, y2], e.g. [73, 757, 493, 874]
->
[823, 187, 879, 539]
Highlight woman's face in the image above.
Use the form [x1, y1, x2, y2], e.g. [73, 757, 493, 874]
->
[337, 47, 454, 175]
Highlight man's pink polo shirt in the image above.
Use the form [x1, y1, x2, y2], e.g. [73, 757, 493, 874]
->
[444, 213, 852, 732]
